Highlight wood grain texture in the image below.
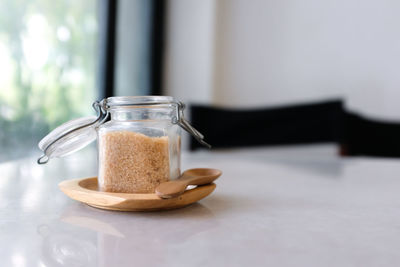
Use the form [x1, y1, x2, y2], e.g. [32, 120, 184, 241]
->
[59, 177, 216, 211]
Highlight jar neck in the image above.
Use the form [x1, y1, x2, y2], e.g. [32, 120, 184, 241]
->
[109, 107, 176, 122]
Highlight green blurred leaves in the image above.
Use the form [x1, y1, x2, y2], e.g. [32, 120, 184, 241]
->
[0, 0, 98, 161]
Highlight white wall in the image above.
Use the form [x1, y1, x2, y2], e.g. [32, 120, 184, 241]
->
[164, 0, 216, 104]
[165, 0, 400, 120]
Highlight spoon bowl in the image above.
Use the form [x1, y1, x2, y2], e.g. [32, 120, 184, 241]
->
[183, 168, 222, 178]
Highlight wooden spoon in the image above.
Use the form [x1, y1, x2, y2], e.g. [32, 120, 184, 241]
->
[156, 168, 222, 199]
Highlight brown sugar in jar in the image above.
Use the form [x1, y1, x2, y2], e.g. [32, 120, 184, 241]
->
[96, 96, 184, 194]
[98, 131, 170, 193]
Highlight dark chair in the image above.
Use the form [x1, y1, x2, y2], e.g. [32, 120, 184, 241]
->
[340, 113, 400, 157]
[189, 99, 400, 158]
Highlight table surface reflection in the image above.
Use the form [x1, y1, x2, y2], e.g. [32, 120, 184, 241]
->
[2, 144, 400, 267]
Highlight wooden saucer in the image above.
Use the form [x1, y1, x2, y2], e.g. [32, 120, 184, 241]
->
[59, 177, 216, 211]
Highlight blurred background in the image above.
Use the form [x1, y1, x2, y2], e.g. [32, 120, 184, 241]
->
[1, 0, 400, 161]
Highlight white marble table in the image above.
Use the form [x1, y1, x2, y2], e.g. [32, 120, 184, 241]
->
[2, 144, 400, 267]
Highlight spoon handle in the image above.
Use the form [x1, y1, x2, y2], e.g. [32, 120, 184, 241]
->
[156, 169, 222, 199]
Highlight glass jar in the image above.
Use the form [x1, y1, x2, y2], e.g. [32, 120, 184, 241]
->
[97, 96, 181, 193]
[37, 96, 210, 194]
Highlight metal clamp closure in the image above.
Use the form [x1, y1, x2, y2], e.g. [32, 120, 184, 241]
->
[173, 102, 211, 149]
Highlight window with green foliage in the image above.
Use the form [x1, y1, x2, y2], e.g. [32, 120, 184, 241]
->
[0, 0, 98, 161]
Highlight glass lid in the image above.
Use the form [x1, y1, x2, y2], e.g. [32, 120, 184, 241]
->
[37, 101, 107, 164]
[37, 116, 98, 164]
